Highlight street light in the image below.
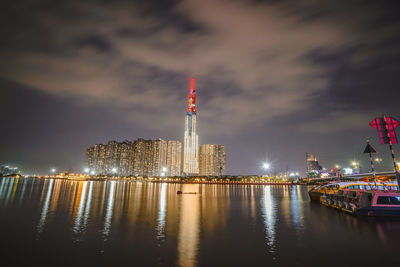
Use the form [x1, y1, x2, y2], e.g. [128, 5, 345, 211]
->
[112, 168, 117, 174]
[263, 163, 270, 170]
[84, 168, 90, 173]
[161, 167, 167, 177]
[51, 168, 56, 174]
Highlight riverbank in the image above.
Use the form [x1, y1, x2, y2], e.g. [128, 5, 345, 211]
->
[1, 175, 302, 185]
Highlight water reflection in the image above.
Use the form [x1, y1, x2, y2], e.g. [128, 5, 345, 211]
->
[291, 187, 299, 230]
[261, 186, 276, 253]
[1, 178, 400, 265]
[178, 184, 200, 267]
[37, 179, 54, 233]
[83, 181, 94, 231]
[102, 181, 116, 239]
[19, 178, 28, 204]
[73, 181, 88, 235]
[156, 183, 167, 240]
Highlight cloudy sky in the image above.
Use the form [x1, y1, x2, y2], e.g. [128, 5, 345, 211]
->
[1, 0, 400, 175]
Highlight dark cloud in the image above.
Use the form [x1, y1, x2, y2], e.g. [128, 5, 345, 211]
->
[1, 0, 400, 174]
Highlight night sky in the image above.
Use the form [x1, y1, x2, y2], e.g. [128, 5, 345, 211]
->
[1, 0, 400, 175]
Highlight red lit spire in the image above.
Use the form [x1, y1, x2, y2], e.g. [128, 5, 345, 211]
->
[187, 77, 197, 113]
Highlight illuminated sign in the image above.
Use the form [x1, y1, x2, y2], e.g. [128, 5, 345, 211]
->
[343, 168, 353, 175]
[187, 77, 197, 113]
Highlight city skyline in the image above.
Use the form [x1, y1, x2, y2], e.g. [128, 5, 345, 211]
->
[1, 0, 400, 175]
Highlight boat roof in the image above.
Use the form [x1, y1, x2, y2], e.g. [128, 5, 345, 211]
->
[319, 181, 398, 187]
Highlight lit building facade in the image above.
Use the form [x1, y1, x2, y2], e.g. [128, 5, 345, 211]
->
[85, 138, 180, 176]
[104, 141, 121, 174]
[199, 144, 226, 176]
[119, 141, 134, 176]
[305, 152, 323, 178]
[183, 78, 199, 175]
[152, 138, 168, 176]
[167, 141, 182, 176]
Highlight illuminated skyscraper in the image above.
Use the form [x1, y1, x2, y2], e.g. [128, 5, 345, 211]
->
[183, 78, 199, 175]
[199, 144, 226, 176]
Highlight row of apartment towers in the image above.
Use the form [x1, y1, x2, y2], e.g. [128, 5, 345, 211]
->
[85, 138, 226, 176]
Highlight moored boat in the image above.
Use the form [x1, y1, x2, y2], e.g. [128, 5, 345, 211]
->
[320, 187, 400, 217]
[308, 181, 398, 202]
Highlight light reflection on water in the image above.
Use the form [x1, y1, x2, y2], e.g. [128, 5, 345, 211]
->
[261, 185, 276, 253]
[178, 184, 200, 267]
[37, 179, 54, 234]
[156, 183, 167, 240]
[102, 181, 116, 239]
[1, 177, 400, 266]
[73, 181, 88, 234]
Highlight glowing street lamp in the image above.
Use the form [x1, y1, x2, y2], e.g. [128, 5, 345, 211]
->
[84, 168, 90, 173]
[112, 168, 117, 174]
[161, 167, 167, 177]
[263, 163, 270, 170]
[51, 168, 56, 174]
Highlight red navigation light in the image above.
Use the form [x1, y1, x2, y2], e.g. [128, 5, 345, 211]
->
[370, 116, 399, 144]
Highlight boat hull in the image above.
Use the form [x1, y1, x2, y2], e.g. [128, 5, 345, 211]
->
[354, 207, 400, 217]
[308, 191, 322, 201]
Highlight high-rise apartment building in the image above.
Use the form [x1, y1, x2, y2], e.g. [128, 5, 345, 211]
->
[167, 141, 182, 176]
[152, 138, 167, 176]
[85, 138, 181, 176]
[199, 144, 226, 176]
[132, 138, 160, 176]
[119, 141, 134, 176]
[104, 141, 121, 174]
[183, 78, 199, 175]
[93, 144, 106, 174]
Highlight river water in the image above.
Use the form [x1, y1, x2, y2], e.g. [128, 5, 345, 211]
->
[0, 177, 399, 266]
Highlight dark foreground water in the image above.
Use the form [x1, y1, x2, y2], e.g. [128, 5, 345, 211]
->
[0, 178, 400, 266]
